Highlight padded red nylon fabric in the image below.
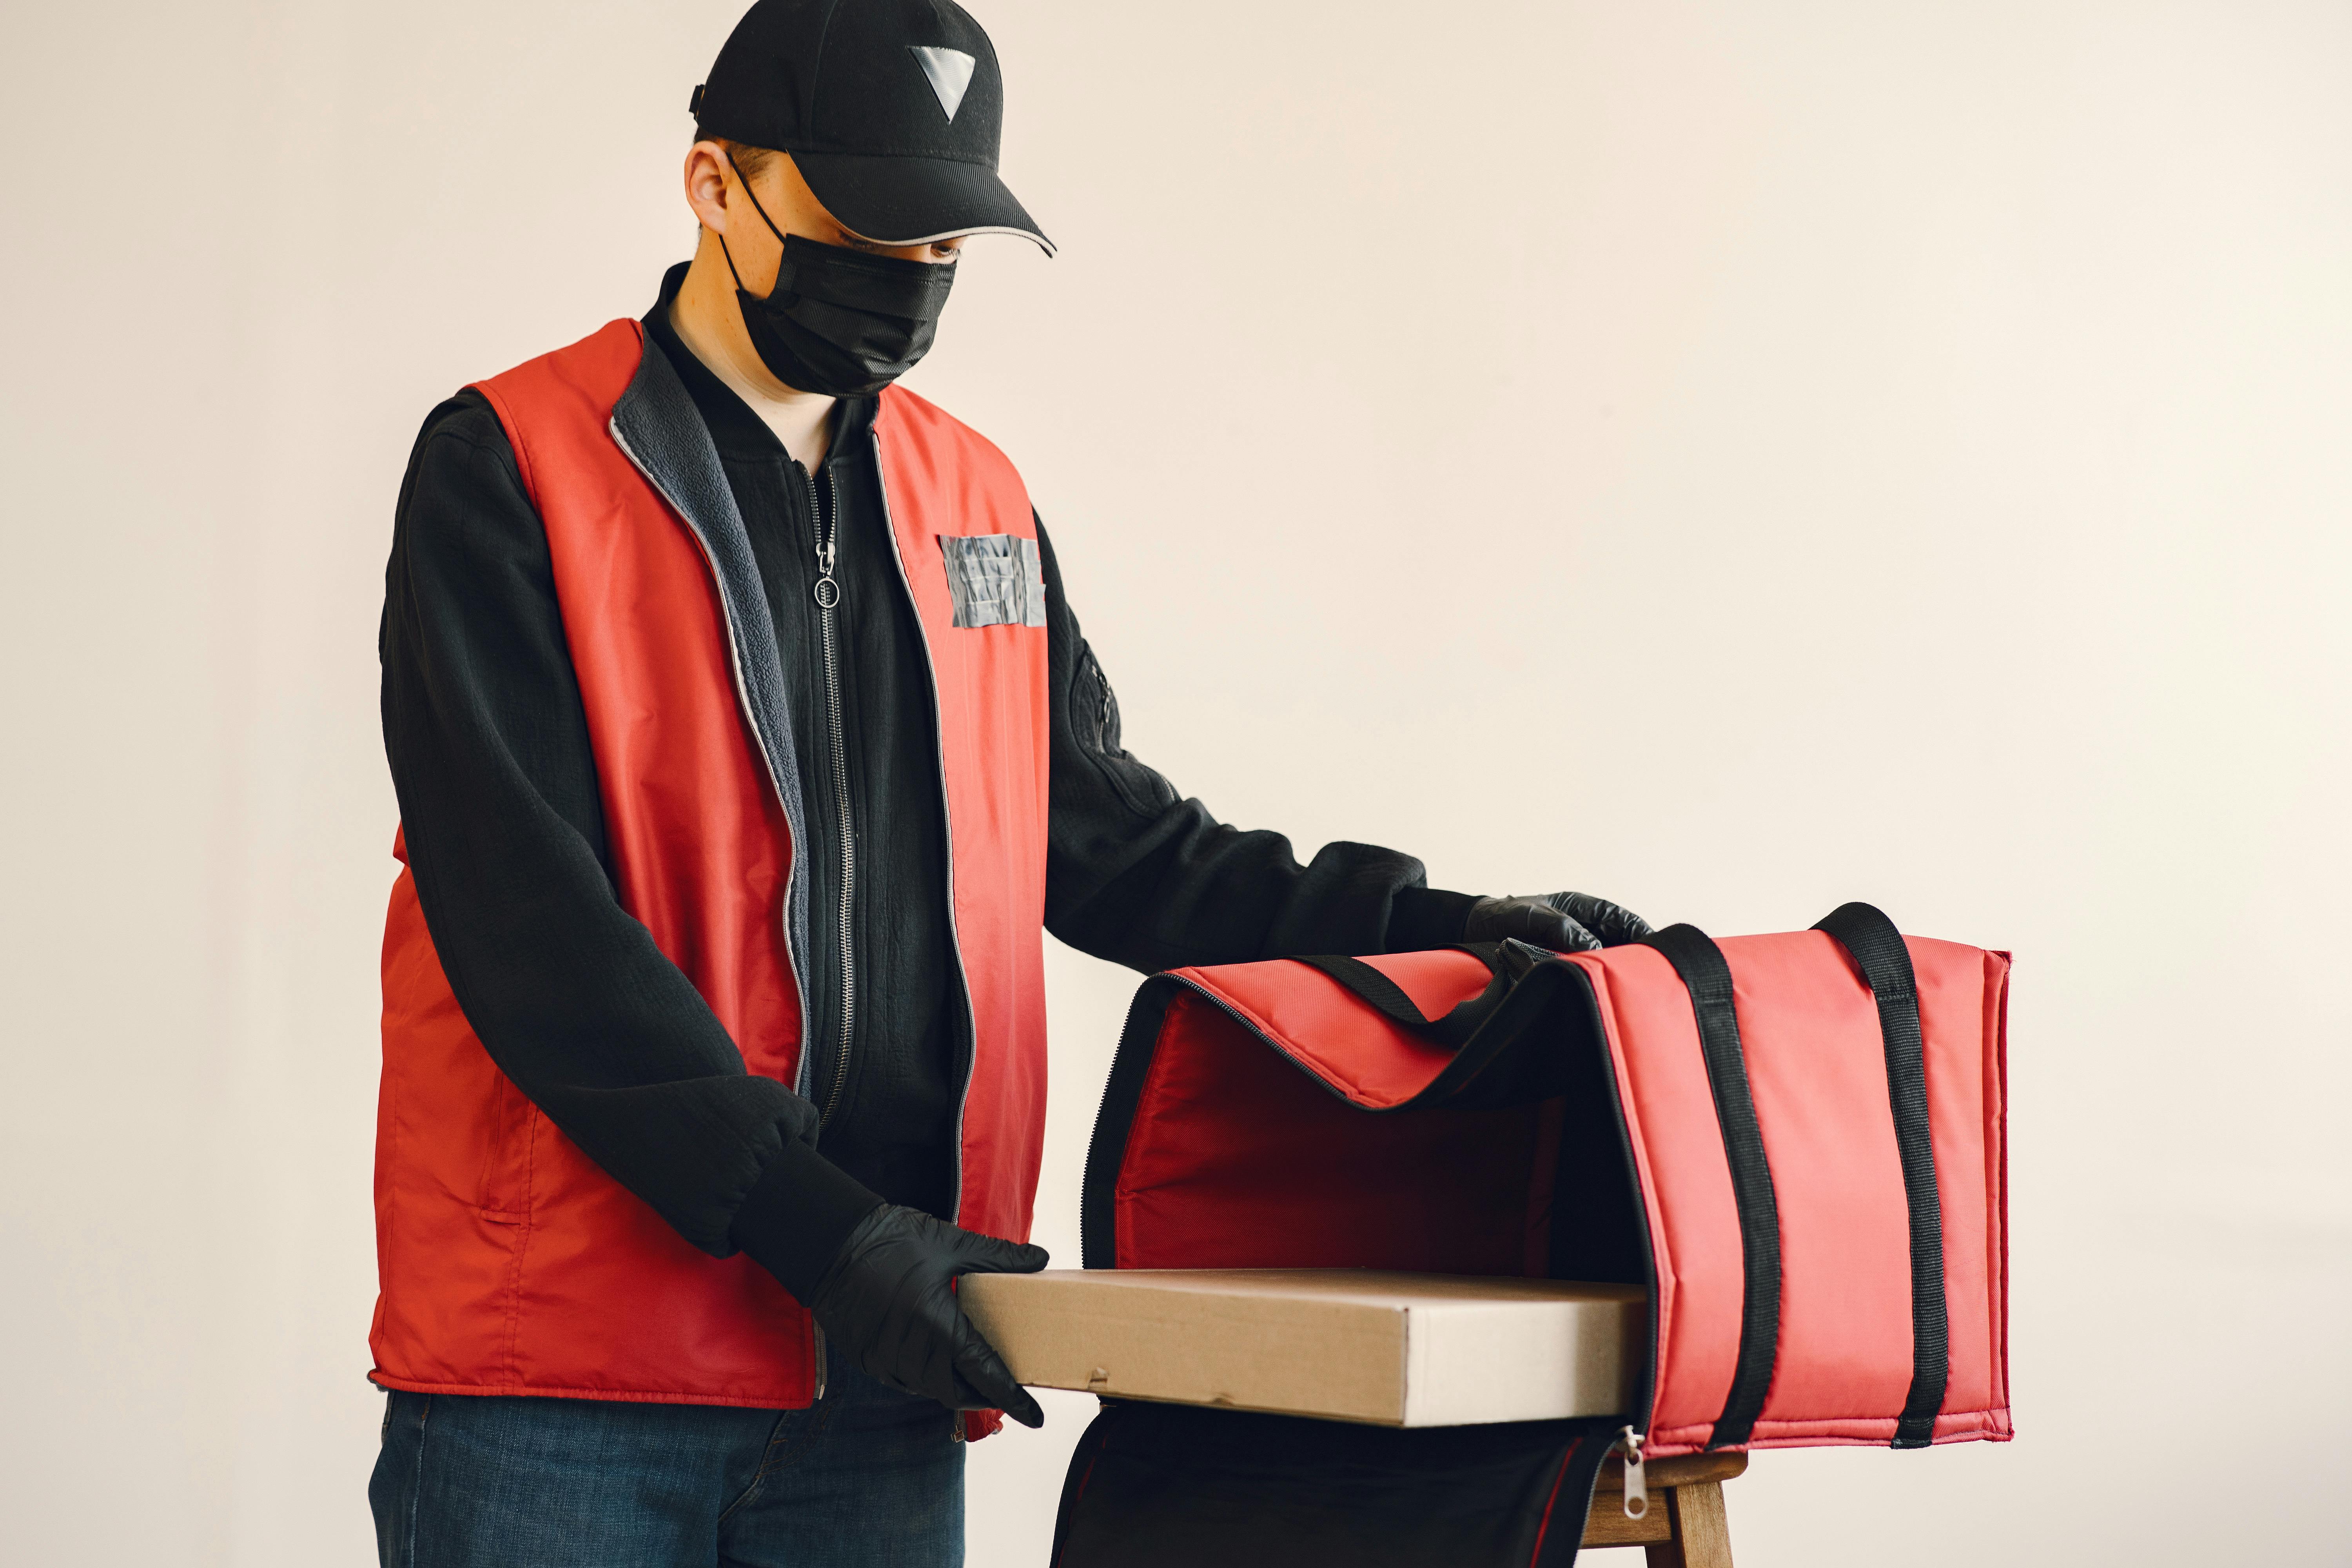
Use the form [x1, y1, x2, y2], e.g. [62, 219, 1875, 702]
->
[1116, 991, 1555, 1275]
[1914, 937, 2010, 1444]
[371, 325, 1051, 1416]
[1726, 934, 1912, 1432]
[872, 383, 1051, 1247]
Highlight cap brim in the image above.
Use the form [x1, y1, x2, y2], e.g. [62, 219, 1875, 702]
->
[791, 151, 1054, 256]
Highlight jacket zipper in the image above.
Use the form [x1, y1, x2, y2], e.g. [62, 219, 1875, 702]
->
[804, 464, 858, 1129]
[806, 457, 853, 1405]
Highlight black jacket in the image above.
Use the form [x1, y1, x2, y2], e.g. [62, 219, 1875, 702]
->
[378, 265, 1479, 1298]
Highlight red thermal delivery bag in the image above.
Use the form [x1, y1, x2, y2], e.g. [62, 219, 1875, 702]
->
[1055, 903, 2011, 1566]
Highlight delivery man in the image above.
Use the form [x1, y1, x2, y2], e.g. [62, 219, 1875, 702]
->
[368, 1, 1650, 1562]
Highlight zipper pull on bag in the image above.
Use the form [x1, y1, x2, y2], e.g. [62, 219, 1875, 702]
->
[1619, 1426, 1648, 1519]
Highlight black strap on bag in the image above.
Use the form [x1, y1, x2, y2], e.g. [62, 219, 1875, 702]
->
[1813, 901, 1950, 1449]
[1639, 924, 1783, 1451]
[1290, 942, 1534, 1050]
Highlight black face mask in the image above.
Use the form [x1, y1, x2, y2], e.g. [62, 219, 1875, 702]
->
[719, 156, 957, 397]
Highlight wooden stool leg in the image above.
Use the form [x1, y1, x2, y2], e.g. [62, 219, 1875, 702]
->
[1642, 1480, 1733, 1568]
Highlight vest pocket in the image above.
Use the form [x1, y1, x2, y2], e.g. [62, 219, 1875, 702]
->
[475, 1074, 537, 1222]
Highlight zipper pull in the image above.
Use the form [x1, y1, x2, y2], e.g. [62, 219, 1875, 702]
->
[1619, 1425, 1648, 1520]
[812, 534, 840, 609]
[808, 469, 840, 608]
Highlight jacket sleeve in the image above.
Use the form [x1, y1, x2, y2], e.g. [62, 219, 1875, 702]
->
[1038, 521, 1477, 971]
[380, 391, 876, 1300]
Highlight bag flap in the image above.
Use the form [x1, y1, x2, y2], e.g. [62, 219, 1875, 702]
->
[1168, 948, 1503, 1109]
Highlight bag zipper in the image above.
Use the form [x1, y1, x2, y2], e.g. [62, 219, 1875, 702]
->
[1589, 950, 1661, 1518]
[803, 463, 858, 1128]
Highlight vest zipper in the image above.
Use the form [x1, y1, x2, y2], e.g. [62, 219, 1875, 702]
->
[869, 428, 981, 1222]
[604, 417, 811, 1056]
[804, 464, 858, 1129]
[606, 412, 831, 1399]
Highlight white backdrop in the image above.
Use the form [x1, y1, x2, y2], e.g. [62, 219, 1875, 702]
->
[4, 1, 2348, 1563]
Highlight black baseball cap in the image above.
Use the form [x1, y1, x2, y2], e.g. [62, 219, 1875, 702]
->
[691, 0, 1052, 256]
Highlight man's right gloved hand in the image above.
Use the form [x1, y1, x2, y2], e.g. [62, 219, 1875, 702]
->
[807, 1203, 1050, 1427]
[1464, 890, 1653, 953]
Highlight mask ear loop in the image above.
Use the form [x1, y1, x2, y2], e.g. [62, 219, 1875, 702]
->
[715, 147, 791, 296]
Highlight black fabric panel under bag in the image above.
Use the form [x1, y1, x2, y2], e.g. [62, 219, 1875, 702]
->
[1050, 1404, 1620, 1568]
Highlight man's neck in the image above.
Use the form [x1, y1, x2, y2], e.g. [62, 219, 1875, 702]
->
[670, 245, 838, 470]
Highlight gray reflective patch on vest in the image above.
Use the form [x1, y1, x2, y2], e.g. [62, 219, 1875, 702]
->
[939, 534, 1047, 629]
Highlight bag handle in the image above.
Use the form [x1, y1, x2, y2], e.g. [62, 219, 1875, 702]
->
[1813, 901, 1950, 1449]
[1289, 941, 1543, 1050]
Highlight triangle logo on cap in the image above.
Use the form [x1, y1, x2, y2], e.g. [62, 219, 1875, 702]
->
[907, 46, 977, 122]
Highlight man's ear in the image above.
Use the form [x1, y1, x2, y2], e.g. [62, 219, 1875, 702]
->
[683, 142, 734, 237]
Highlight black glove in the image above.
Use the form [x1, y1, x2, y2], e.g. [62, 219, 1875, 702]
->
[807, 1203, 1050, 1427]
[1463, 891, 1654, 953]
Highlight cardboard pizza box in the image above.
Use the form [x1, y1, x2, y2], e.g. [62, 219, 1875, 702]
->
[957, 1269, 1648, 1428]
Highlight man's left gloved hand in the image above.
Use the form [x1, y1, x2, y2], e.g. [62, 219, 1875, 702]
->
[807, 1204, 1050, 1427]
[1464, 891, 1654, 953]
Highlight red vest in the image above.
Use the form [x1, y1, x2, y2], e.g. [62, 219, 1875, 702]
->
[369, 321, 1050, 1414]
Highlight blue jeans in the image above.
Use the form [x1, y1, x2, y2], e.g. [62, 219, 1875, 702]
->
[370, 1347, 964, 1567]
